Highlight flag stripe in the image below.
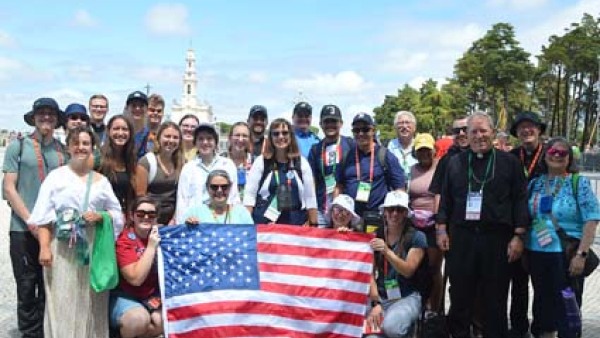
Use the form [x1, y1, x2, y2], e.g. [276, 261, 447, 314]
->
[170, 325, 359, 338]
[168, 314, 363, 338]
[258, 263, 372, 284]
[258, 232, 372, 253]
[258, 224, 372, 244]
[257, 242, 373, 263]
[164, 290, 367, 315]
[259, 271, 368, 294]
[258, 252, 372, 274]
[260, 281, 367, 304]
[167, 300, 365, 326]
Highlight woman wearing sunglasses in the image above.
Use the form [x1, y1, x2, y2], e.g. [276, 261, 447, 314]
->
[110, 196, 164, 338]
[244, 118, 318, 226]
[27, 127, 124, 338]
[178, 170, 253, 225]
[325, 194, 362, 232]
[526, 137, 599, 338]
[365, 191, 427, 338]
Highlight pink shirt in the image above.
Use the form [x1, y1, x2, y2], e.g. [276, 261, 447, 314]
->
[409, 162, 437, 212]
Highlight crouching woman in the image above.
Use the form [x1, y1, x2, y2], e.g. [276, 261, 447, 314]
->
[110, 196, 164, 338]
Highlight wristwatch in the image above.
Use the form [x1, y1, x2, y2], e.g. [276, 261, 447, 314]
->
[576, 251, 588, 258]
[371, 300, 382, 307]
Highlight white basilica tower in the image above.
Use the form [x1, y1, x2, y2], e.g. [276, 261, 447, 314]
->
[170, 49, 213, 124]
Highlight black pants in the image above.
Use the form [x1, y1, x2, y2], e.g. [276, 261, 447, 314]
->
[509, 256, 530, 334]
[10, 231, 45, 338]
[447, 225, 511, 338]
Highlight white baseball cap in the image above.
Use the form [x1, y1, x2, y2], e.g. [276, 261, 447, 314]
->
[326, 194, 361, 227]
[379, 191, 413, 217]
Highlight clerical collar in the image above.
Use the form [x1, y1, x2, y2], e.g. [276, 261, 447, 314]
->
[91, 123, 105, 133]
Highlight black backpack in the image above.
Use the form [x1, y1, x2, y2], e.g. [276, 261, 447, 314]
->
[258, 156, 304, 189]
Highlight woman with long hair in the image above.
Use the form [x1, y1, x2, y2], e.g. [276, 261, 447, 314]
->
[28, 126, 124, 338]
[243, 118, 317, 226]
[110, 196, 164, 338]
[98, 115, 138, 214]
[136, 122, 183, 225]
[178, 114, 200, 163]
[228, 122, 253, 199]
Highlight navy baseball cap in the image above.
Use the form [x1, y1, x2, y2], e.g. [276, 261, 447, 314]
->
[293, 102, 312, 116]
[24, 97, 64, 127]
[126, 91, 148, 105]
[194, 123, 219, 144]
[248, 105, 268, 118]
[320, 104, 342, 122]
[64, 103, 89, 120]
[352, 113, 375, 126]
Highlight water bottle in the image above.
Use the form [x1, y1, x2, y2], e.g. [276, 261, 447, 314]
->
[561, 287, 582, 334]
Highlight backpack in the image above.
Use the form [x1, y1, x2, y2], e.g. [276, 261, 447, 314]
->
[146, 152, 158, 184]
[258, 156, 304, 189]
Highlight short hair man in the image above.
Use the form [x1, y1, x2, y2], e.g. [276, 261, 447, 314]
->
[3, 98, 68, 338]
[292, 102, 320, 158]
[146, 93, 165, 151]
[88, 94, 109, 144]
[247, 105, 268, 162]
[436, 112, 529, 338]
[429, 115, 469, 197]
[125, 91, 150, 159]
[387, 111, 418, 174]
[307, 104, 353, 226]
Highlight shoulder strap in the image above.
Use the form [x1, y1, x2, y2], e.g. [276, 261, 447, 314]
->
[377, 146, 388, 173]
[259, 157, 274, 189]
[294, 157, 303, 182]
[572, 173, 580, 213]
[17, 137, 25, 166]
[147, 152, 158, 184]
[82, 171, 94, 211]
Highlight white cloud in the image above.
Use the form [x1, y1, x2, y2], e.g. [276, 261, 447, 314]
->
[248, 71, 269, 84]
[72, 9, 98, 28]
[0, 30, 17, 48]
[487, 0, 549, 10]
[0, 57, 53, 83]
[436, 23, 484, 48]
[381, 50, 429, 73]
[282, 71, 372, 95]
[145, 3, 191, 36]
[129, 66, 181, 85]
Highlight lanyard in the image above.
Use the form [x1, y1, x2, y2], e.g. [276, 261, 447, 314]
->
[273, 162, 292, 187]
[520, 144, 542, 178]
[355, 143, 375, 183]
[468, 149, 495, 193]
[533, 175, 565, 215]
[321, 138, 342, 176]
[211, 205, 230, 224]
[31, 135, 64, 182]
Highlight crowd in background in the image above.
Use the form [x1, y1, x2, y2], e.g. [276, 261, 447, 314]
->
[2, 92, 599, 338]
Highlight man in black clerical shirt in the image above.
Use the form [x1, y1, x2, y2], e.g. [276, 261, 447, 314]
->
[436, 112, 529, 338]
[503, 111, 547, 338]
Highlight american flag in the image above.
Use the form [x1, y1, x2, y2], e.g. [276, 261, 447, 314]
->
[158, 223, 373, 338]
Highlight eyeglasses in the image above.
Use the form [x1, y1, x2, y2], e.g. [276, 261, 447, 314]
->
[134, 210, 157, 219]
[271, 130, 290, 137]
[209, 184, 231, 192]
[452, 126, 468, 135]
[547, 147, 568, 158]
[352, 126, 373, 134]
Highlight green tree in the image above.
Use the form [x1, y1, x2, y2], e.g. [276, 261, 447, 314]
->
[373, 85, 420, 142]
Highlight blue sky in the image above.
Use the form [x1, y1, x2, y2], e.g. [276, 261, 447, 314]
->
[0, 0, 598, 132]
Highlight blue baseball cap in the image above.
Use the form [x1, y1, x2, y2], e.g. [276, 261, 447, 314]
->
[64, 103, 89, 120]
[352, 112, 375, 126]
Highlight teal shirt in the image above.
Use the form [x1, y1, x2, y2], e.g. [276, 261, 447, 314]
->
[2, 134, 67, 231]
[178, 204, 254, 225]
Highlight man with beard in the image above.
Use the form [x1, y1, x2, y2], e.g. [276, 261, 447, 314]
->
[292, 101, 320, 158]
[3, 98, 68, 338]
[387, 111, 418, 178]
[125, 91, 149, 159]
[88, 94, 109, 144]
[247, 105, 268, 161]
[308, 104, 353, 226]
[436, 112, 529, 338]
[505, 111, 547, 338]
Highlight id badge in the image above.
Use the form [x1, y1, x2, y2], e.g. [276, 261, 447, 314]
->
[465, 192, 483, 221]
[533, 218, 553, 247]
[539, 195, 553, 214]
[384, 278, 401, 300]
[264, 198, 281, 222]
[325, 175, 336, 194]
[326, 144, 339, 165]
[356, 181, 372, 203]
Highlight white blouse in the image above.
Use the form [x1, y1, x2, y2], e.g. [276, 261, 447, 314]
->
[27, 165, 124, 239]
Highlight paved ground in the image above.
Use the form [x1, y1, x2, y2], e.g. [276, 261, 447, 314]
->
[0, 148, 599, 337]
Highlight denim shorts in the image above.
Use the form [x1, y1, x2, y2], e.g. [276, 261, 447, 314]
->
[109, 291, 145, 329]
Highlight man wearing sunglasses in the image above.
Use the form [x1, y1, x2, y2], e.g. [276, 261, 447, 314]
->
[505, 111, 548, 338]
[64, 103, 90, 132]
[335, 113, 405, 233]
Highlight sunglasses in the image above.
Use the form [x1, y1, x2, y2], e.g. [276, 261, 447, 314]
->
[452, 126, 468, 135]
[135, 210, 157, 219]
[271, 130, 290, 137]
[209, 184, 231, 192]
[385, 206, 406, 213]
[352, 126, 373, 134]
[547, 147, 568, 158]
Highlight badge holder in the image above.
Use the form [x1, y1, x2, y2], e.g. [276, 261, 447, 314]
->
[356, 181, 372, 203]
[384, 278, 401, 300]
[264, 198, 281, 222]
[325, 175, 336, 194]
[533, 218, 553, 247]
[465, 192, 482, 221]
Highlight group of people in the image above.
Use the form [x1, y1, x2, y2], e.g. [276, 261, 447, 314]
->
[2, 91, 598, 338]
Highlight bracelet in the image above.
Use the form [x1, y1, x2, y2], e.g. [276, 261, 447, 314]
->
[371, 300, 382, 307]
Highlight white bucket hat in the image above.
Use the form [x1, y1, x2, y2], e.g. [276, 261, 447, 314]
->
[379, 191, 413, 217]
[326, 194, 362, 227]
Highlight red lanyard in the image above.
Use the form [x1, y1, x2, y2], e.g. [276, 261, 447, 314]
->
[32, 135, 64, 182]
[355, 143, 375, 183]
[520, 144, 542, 178]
